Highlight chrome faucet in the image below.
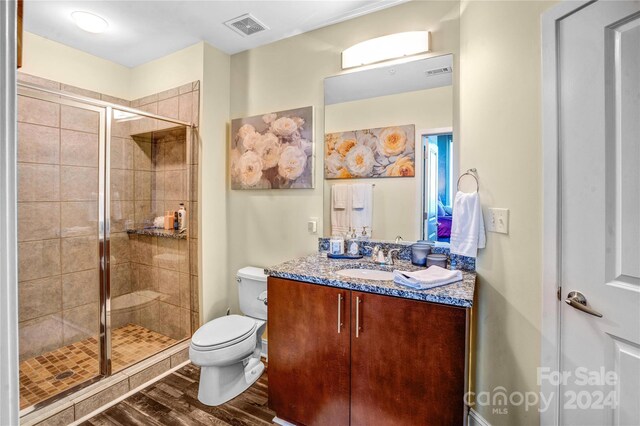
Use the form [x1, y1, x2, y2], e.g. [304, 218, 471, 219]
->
[372, 246, 400, 265]
[395, 235, 403, 243]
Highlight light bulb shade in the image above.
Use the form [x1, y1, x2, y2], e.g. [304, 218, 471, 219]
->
[342, 31, 431, 69]
[71, 11, 108, 34]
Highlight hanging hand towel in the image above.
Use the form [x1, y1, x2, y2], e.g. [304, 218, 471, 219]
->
[331, 184, 351, 235]
[351, 183, 367, 209]
[351, 183, 373, 236]
[393, 266, 463, 290]
[450, 191, 486, 258]
[332, 184, 349, 209]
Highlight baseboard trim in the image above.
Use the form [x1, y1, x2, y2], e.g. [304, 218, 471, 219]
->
[468, 408, 492, 426]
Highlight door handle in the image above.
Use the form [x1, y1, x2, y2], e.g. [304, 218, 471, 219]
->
[565, 291, 603, 318]
[355, 296, 362, 338]
[337, 293, 343, 333]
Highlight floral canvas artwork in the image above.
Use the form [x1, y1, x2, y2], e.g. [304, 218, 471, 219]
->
[230, 106, 313, 189]
[324, 125, 415, 179]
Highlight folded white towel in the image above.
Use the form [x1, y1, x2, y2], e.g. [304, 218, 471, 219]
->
[332, 184, 349, 209]
[450, 191, 486, 258]
[331, 184, 350, 235]
[393, 266, 462, 290]
[351, 183, 367, 209]
[351, 183, 373, 236]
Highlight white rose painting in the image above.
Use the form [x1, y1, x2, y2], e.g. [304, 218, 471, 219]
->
[230, 107, 313, 189]
[324, 124, 415, 179]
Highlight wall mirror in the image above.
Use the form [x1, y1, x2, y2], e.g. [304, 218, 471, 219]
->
[323, 54, 456, 243]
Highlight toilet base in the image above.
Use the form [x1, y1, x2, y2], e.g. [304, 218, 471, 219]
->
[197, 356, 265, 406]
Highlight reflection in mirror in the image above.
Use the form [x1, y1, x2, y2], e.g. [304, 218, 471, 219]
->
[323, 55, 455, 243]
[423, 131, 453, 243]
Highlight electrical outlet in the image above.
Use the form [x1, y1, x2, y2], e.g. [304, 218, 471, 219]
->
[487, 208, 509, 234]
[308, 217, 318, 234]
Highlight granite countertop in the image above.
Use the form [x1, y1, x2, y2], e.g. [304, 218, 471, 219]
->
[265, 253, 476, 308]
[126, 228, 187, 239]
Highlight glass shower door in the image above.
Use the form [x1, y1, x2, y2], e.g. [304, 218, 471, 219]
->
[17, 88, 106, 410]
[109, 108, 191, 372]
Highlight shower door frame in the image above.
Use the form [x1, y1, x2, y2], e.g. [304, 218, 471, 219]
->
[17, 83, 195, 414]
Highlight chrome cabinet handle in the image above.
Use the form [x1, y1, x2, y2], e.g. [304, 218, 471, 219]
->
[565, 291, 603, 318]
[355, 296, 362, 338]
[337, 293, 343, 333]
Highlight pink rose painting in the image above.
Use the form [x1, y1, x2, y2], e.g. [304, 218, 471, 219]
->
[230, 107, 313, 189]
[325, 124, 415, 179]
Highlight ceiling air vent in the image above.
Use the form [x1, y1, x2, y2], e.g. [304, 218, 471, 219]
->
[225, 14, 268, 37]
[425, 66, 453, 76]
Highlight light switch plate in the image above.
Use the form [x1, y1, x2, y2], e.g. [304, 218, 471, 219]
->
[487, 208, 509, 234]
[308, 217, 318, 234]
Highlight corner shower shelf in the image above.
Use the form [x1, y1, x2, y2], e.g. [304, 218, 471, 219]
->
[126, 228, 187, 239]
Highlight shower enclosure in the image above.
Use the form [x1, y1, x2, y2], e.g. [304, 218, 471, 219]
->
[16, 80, 198, 412]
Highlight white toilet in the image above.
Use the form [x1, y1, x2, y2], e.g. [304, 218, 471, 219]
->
[189, 266, 267, 406]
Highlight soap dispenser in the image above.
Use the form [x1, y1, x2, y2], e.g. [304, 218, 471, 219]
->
[346, 228, 360, 256]
[359, 226, 370, 241]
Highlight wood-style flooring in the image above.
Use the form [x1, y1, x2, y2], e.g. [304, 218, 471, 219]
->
[81, 363, 276, 426]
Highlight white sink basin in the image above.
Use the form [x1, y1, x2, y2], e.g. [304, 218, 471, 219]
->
[336, 268, 394, 281]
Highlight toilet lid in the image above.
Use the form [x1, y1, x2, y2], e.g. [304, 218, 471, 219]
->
[191, 315, 256, 349]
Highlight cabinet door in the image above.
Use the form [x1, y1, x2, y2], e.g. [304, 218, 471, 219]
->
[350, 291, 467, 426]
[268, 278, 351, 426]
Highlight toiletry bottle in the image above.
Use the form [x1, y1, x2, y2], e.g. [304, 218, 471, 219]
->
[164, 211, 173, 230]
[360, 226, 370, 241]
[178, 203, 187, 230]
[173, 211, 179, 230]
[347, 228, 360, 256]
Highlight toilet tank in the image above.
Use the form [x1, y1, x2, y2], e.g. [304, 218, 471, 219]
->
[237, 266, 267, 320]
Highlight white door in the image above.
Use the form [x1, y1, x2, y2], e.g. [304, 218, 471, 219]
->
[558, 1, 640, 425]
[425, 142, 438, 241]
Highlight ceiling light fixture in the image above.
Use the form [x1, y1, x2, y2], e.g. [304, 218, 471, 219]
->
[71, 11, 109, 34]
[342, 31, 431, 70]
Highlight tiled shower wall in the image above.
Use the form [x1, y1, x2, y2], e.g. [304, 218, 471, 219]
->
[121, 83, 200, 339]
[16, 73, 200, 360]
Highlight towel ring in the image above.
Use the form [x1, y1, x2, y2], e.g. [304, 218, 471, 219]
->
[457, 168, 479, 192]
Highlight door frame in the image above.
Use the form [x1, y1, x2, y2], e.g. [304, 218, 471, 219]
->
[418, 127, 454, 243]
[541, 2, 593, 425]
[0, 1, 20, 424]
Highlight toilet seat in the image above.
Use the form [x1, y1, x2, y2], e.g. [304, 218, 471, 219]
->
[191, 315, 257, 351]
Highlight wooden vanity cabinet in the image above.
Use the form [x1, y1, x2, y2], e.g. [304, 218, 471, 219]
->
[268, 277, 469, 426]
[350, 291, 467, 426]
[268, 277, 351, 426]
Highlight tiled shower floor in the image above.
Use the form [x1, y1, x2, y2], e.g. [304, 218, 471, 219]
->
[19, 324, 177, 410]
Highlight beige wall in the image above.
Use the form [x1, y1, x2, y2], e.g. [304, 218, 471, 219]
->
[20, 32, 131, 100]
[129, 43, 204, 100]
[200, 43, 231, 321]
[324, 86, 453, 241]
[460, 1, 555, 424]
[229, 0, 460, 313]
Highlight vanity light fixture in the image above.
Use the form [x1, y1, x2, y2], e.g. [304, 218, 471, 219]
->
[71, 11, 109, 34]
[341, 31, 431, 69]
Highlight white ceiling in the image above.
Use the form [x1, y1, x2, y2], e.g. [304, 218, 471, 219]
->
[24, 0, 406, 68]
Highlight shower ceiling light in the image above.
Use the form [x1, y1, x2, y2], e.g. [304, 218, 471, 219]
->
[71, 11, 109, 34]
[342, 31, 431, 69]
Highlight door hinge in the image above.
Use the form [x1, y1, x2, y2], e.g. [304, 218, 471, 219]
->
[557, 286, 562, 301]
